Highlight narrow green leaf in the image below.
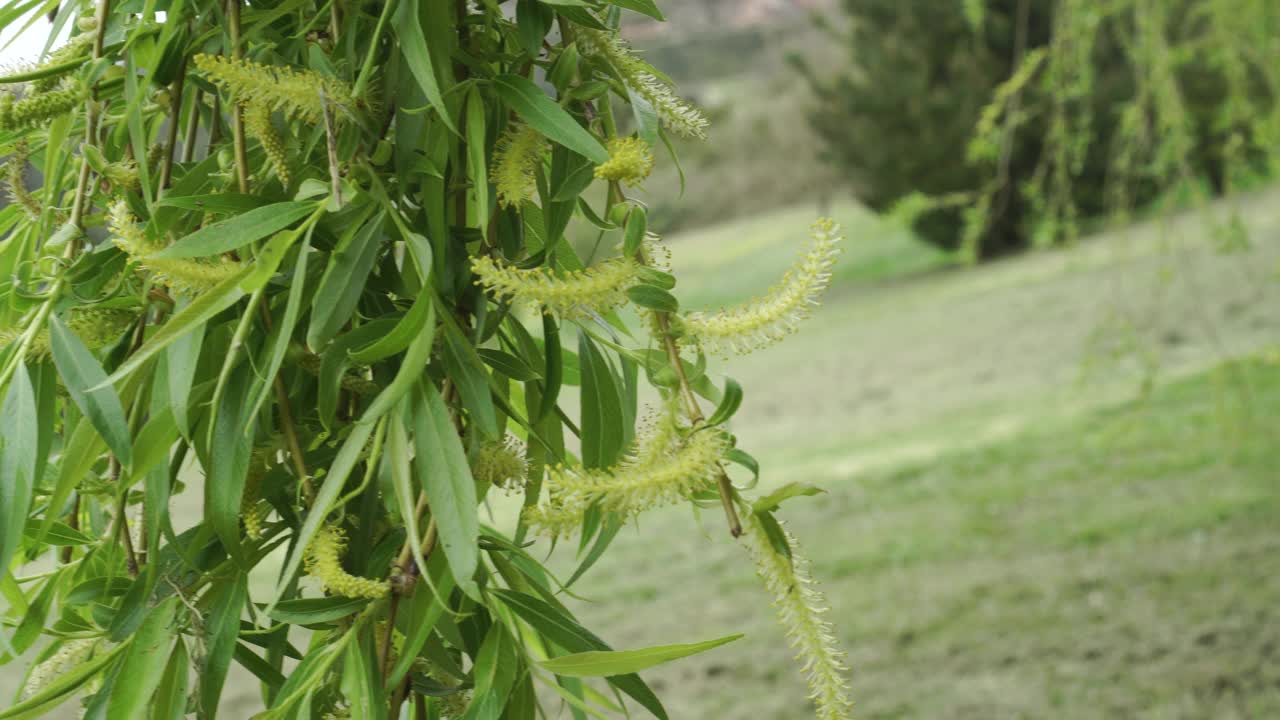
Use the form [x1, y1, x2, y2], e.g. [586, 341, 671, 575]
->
[385, 558, 455, 689]
[0, 364, 38, 582]
[243, 232, 312, 427]
[706, 377, 743, 426]
[153, 193, 271, 214]
[0, 642, 126, 719]
[466, 85, 490, 231]
[165, 315, 204, 439]
[538, 314, 563, 421]
[269, 596, 369, 626]
[411, 380, 480, 599]
[493, 74, 609, 164]
[307, 208, 384, 349]
[347, 290, 433, 365]
[623, 206, 648, 257]
[752, 481, 827, 514]
[478, 348, 542, 381]
[577, 331, 625, 468]
[440, 314, 499, 439]
[357, 302, 437, 425]
[200, 572, 248, 720]
[341, 632, 388, 720]
[150, 202, 318, 259]
[625, 285, 679, 313]
[606, 0, 665, 20]
[33, 419, 102, 548]
[152, 639, 190, 720]
[395, 0, 455, 131]
[540, 634, 743, 677]
[49, 314, 133, 466]
[22, 519, 93, 546]
[106, 597, 178, 720]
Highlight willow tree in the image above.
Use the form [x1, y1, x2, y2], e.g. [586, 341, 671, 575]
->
[0, 2, 852, 719]
[799, 0, 1280, 259]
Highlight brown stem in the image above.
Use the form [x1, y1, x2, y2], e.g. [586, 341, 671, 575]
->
[257, 304, 316, 500]
[109, 458, 139, 576]
[208, 95, 224, 146]
[321, 92, 342, 204]
[60, 494, 80, 564]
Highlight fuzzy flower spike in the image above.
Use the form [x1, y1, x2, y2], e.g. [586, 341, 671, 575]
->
[576, 29, 710, 139]
[744, 512, 853, 720]
[110, 199, 245, 294]
[491, 123, 546, 207]
[470, 254, 641, 320]
[677, 218, 843, 355]
[193, 54, 356, 124]
[305, 525, 389, 599]
[595, 137, 655, 185]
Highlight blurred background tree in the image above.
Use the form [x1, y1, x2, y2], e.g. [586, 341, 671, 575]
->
[793, 0, 1280, 259]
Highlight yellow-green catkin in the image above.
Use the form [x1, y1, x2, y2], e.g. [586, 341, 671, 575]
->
[594, 137, 654, 185]
[109, 199, 245, 294]
[0, 85, 81, 131]
[296, 351, 381, 397]
[102, 160, 140, 191]
[192, 54, 356, 124]
[30, 33, 93, 91]
[744, 513, 853, 720]
[472, 435, 528, 492]
[577, 29, 709, 139]
[5, 141, 40, 219]
[0, 307, 136, 359]
[245, 103, 290, 186]
[305, 525, 389, 599]
[491, 124, 545, 208]
[524, 411, 726, 537]
[470, 254, 640, 319]
[678, 218, 843, 356]
[20, 638, 99, 700]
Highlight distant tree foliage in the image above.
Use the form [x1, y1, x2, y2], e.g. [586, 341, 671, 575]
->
[796, 0, 1280, 259]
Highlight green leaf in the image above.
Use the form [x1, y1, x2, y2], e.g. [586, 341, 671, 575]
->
[150, 201, 318, 258]
[269, 596, 370, 626]
[440, 314, 499, 439]
[623, 206, 648, 257]
[411, 380, 480, 599]
[200, 572, 248, 720]
[605, 0, 665, 20]
[493, 590, 667, 720]
[467, 85, 490, 231]
[23, 519, 93, 546]
[723, 447, 760, 487]
[540, 634, 743, 677]
[625, 285, 679, 313]
[0, 364, 36, 584]
[151, 639, 190, 720]
[385, 558, 455, 689]
[538, 314, 563, 421]
[357, 301, 437, 425]
[752, 481, 827, 514]
[242, 231, 312, 426]
[154, 193, 271, 215]
[49, 314, 133, 466]
[307, 208, 384, 349]
[464, 624, 518, 719]
[577, 331, 625, 468]
[396, 0, 455, 131]
[106, 597, 178, 720]
[164, 317, 204, 439]
[478, 348, 542, 381]
[342, 632, 388, 720]
[706, 377, 743, 426]
[0, 642, 126, 719]
[493, 74, 609, 164]
[347, 290, 434, 365]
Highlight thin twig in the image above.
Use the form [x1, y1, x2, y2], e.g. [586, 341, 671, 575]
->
[226, 0, 250, 193]
[321, 90, 342, 205]
[181, 88, 202, 163]
[156, 57, 186, 194]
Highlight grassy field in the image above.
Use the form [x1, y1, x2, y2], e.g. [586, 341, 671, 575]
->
[548, 190, 1280, 718]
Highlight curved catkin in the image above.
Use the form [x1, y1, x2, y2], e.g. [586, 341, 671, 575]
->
[471, 254, 640, 319]
[594, 137, 654, 185]
[29, 33, 94, 91]
[21, 638, 99, 700]
[5, 141, 40, 219]
[0, 85, 81, 131]
[524, 414, 726, 537]
[743, 513, 853, 720]
[240, 446, 276, 541]
[193, 54, 356, 124]
[305, 525, 389, 599]
[576, 29, 709, 139]
[678, 218, 843, 356]
[246, 103, 290, 186]
[109, 199, 245, 294]
[491, 123, 545, 208]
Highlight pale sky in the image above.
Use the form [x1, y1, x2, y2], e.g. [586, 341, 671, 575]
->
[1, 11, 71, 67]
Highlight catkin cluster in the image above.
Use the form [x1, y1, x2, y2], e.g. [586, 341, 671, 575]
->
[594, 137, 655, 185]
[192, 54, 356, 123]
[245, 103, 291, 186]
[472, 435, 528, 492]
[491, 124, 546, 207]
[305, 525, 389, 599]
[5, 141, 40, 219]
[576, 29, 709, 139]
[677, 218, 843, 355]
[109, 200, 245, 293]
[240, 446, 277, 541]
[20, 638, 99, 700]
[744, 513, 853, 720]
[524, 411, 726, 537]
[0, 307, 136, 359]
[470, 254, 641, 319]
[0, 85, 81, 131]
